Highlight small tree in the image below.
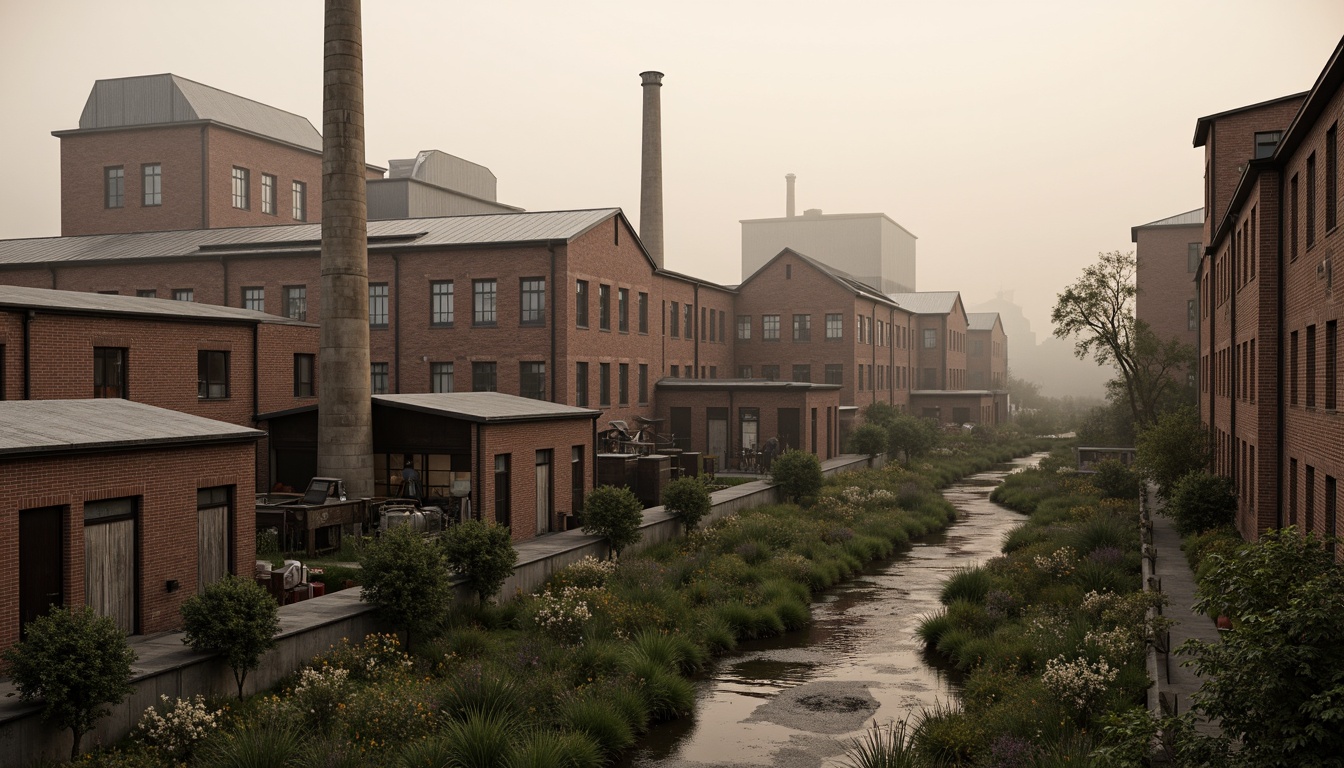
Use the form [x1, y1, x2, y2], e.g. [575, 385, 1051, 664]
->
[887, 413, 940, 464]
[1165, 471, 1237, 536]
[3, 606, 136, 760]
[582, 485, 644, 558]
[440, 520, 518, 604]
[662, 477, 712, 531]
[1091, 458, 1143, 500]
[360, 524, 453, 651]
[180, 575, 280, 699]
[770, 449, 823, 504]
[849, 423, 888, 461]
[1135, 406, 1211, 499]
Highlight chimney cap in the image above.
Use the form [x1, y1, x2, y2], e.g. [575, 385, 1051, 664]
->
[785, 173, 796, 180]
[639, 71, 664, 85]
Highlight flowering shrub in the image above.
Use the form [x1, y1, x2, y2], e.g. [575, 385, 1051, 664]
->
[1085, 545, 1125, 567]
[1040, 655, 1118, 715]
[551, 555, 618, 590]
[135, 694, 219, 761]
[533, 587, 596, 644]
[770, 552, 811, 582]
[983, 589, 1019, 621]
[1032, 546, 1078, 577]
[290, 665, 351, 732]
[322, 633, 414, 683]
[1084, 627, 1138, 663]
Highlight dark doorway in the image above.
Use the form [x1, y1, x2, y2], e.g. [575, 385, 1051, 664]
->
[20, 506, 64, 636]
[777, 408, 801, 453]
[670, 407, 692, 452]
[571, 446, 585, 516]
[810, 408, 818, 454]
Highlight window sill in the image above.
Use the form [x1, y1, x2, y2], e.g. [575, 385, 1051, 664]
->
[473, 323, 498, 329]
[198, 396, 231, 401]
[370, 325, 389, 330]
[576, 324, 589, 330]
[430, 323, 455, 329]
[520, 322, 546, 328]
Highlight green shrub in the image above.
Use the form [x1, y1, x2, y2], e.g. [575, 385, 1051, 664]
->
[661, 477, 712, 531]
[940, 565, 991, 605]
[360, 524, 454, 652]
[1166, 471, 1237, 536]
[770, 450, 824, 503]
[1134, 406, 1211, 499]
[180, 575, 281, 699]
[1091, 458, 1143, 500]
[508, 729, 604, 768]
[911, 701, 983, 765]
[438, 664, 524, 722]
[436, 711, 519, 767]
[555, 696, 635, 755]
[197, 723, 303, 768]
[849, 422, 889, 458]
[838, 719, 918, 768]
[581, 485, 644, 558]
[441, 520, 518, 603]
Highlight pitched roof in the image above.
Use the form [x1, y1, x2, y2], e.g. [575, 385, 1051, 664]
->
[967, 312, 1001, 332]
[0, 209, 623, 268]
[65, 74, 324, 152]
[0, 399, 263, 457]
[887, 291, 961, 315]
[0, 284, 312, 326]
[374, 392, 600, 423]
[739, 248, 899, 307]
[1130, 208, 1203, 241]
[1192, 91, 1310, 147]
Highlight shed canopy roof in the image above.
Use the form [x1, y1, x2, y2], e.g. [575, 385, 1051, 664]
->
[0, 284, 312, 326]
[0, 399, 263, 457]
[374, 392, 600, 423]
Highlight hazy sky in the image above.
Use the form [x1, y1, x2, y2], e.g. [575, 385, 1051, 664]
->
[2, 1, 1341, 335]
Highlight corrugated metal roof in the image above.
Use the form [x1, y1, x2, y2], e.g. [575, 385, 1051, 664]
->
[0, 284, 311, 325]
[967, 312, 1001, 331]
[75, 74, 322, 152]
[0, 399, 263, 456]
[887, 291, 961, 315]
[0, 209, 622, 267]
[374, 392, 600, 423]
[1136, 208, 1204, 228]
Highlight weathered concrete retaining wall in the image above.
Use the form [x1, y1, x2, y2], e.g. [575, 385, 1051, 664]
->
[0, 453, 881, 763]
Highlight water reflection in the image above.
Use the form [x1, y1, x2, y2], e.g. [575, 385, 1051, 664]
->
[618, 454, 1044, 768]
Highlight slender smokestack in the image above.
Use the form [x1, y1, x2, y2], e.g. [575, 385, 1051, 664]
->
[786, 173, 796, 218]
[639, 71, 664, 268]
[317, 0, 374, 497]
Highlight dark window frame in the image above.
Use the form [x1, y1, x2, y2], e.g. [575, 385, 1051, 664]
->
[430, 362, 453, 393]
[283, 285, 307, 321]
[575, 361, 589, 407]
[104, 166, 124, 209]
[93, 347, 127, 399]
[241, 286, 264, 312]
[575, 280, 589, 329]
[762, 314, 781, 341]
[292, 180, 307, 221]
[430, 280, 454, 326]
[197, 350, 229, 400]
[598, 285, 611, 331]
[473, 279, 498, 327]
[369, 283, 389, 329]
[371, 362, 390, 395]
[261, 173, 277, 215]
[638, 292, 649, 334]
[618, 288, 629, 333]
[294, 353, 315, 397]
[141, 163, 162, 206]
[472, 361, 498, 392]
[520, 277, 546, 325]
[793, 314, 811, 342]
[520, 361, 546, 400]
[231, 166, 250, 210]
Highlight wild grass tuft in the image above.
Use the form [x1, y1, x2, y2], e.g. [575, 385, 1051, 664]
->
[939, 565, 991, 605]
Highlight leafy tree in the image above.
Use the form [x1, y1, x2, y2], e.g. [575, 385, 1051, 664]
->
[861, 401, 900, 429]
[180, 575, 281, 699]
[887, 413, 941, 464]
[770, 449, 824, 503]
[440, 520, 518, 604]
[1052, 250, 1196, 429]
[3, 606, 136, 760]
[360, 524, 453, 651]
[662, 477, 712, 531]
[1180, 530, 1344, 766]
[1090, 458, 1143, 500]
[582, 485, 644, 558]
[1134, 405, 1211, 498]
[1166, 472, 1237, 536]
[849, 422, 889, 459]
[1077, 400, 1137, 447]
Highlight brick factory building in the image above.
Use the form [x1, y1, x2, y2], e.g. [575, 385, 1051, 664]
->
[1194, 35, 1344, 540]
[0, 399, 262, 654]
[1132, 208, 1203, 350]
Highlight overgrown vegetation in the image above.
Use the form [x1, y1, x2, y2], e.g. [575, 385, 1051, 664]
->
[358, 524, 454, 651]
[769, 449, 824, 502]
[1165, 471, 1237, 536]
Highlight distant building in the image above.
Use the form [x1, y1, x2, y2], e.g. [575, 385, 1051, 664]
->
[368, 150, 522, 219]
[1133, 208, 1203, 350]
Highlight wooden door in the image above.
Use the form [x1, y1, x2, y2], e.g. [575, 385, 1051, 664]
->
[86, 518, 135, 633]
[197, 505, 230, 592]
[20, 507, 63, 634]
[778, 408, 801, 453]
[536, 450, 552, 535]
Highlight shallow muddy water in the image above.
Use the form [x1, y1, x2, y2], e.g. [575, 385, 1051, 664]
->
[618, 453, 1045, 768]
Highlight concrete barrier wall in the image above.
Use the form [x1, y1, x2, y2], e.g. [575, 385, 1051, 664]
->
[0, 453, 882, 763]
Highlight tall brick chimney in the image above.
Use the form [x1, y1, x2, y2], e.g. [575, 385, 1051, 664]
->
[639, 71, 664, 268]
[317, 0, 374, 497]
[786, 173, 796, 218]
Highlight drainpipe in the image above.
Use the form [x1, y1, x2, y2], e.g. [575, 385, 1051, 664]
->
[200, 125, 210, 228]
[475, 424, 483, 522]
[22, 310, 34, 400]
[393, 253, 401, 393]
[251, 323, 260, 420]
[693, 284, 700, 376]
[549, 244, 558, 401]
[1275, 168, 1286, 528]
[1230, 237, 1238, 502]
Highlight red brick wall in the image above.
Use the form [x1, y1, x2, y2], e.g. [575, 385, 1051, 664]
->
[0, 441, 256, 654]
[1202, 97, 1305, 246]
[476, 418, 594, 541]
[968, 323, 1008, 391]
[1135, 222, 1202, 350]
[654, 385, 842, 464]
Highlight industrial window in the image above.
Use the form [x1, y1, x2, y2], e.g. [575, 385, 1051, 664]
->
[575, 362, 589, 407]
[1307, 152, 1317, 247]
[173, 289, 194, 302]
[1253, 130, 1282, 159]
[618, 363, 629, 405]
[599, 285, 611, 331]
[737, 315, 751, 341]
[261, 174, 276, 215]
[1187, 300, 1197, 331]
[1328, 476, 1339, 556]
[369, 283, 389, 328]
[793, 314, 811, 342]
[142, 164, 161, 206]
[575, 280, 589, 328]
[294, 354, 315, 397]
[1328, 321, 1338, 410]
[431, 281, 453, 326]
[494, 455, 511, 529]
[762, 314, 780, 341]
[104, 166, 124, 208]
[231, 167, 249, 209]
[669, 365, 678, 378]
[738, 365, 752, 378]
[761, 364, 779, 381]
[1307, 465, 1317, 532]
[684, 304, 693, 340]
[520, 362, 546, 400]
[857, 364, 864, 390]
[1291, 330, 1299, 405]
[701, 308, 707, 341]
[923, 328, 937, 348]
[618, 288, 629, 332]
[792, 364, 811, 382]
[197, 351, 229, 399]
[825, 313, 843, 339]
[638, 292, 649, 334]
[292, 181, 307, 221]
[242, 286, 264, 312]
[1329, 124, 1339, 232]
[1308, 324, 1318, 407]
[1291, 174, 1300, 261]
[825, 364, 843, 385]
[669, 301, 679, 337]
[136, 289, 156, 298]
[1187, 242, 1200, 273]
[709, 366, 717, 379]
[719, 311, 725, 342]
[284, 285, 307, 321]
[430, 362, 453, 393]
[93, 347, 127, 399]
[599, 363, 611, 405]
[520, 278, 545, 325]
[371, 362, 389, 394]
[709, 309, 716, 341]
[473, 279, 497, 326]
[472, 362, 497, 392]
[638, 364, 648, 404]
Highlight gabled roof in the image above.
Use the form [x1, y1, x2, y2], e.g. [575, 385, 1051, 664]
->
[1192, 91, 1310, 147]
[0, 208, 624, 268]
[0, 284, 313, 326]
[738, 248, 900, 308]
[1130, 208, 1203, 242]
[63, 73, 324, 153]
[0, 399, 263, 457]
[1274, 36, 1344, 164]
[374, 392, 599, 423]
[887, 291, 961, 315]
[967, 312, 1002, 332]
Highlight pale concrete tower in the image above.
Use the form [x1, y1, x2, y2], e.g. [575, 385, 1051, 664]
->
[639, 71, 665, 268]
[317, 0, 374, 497]
[786, 173, 797, 218]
